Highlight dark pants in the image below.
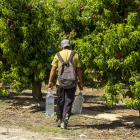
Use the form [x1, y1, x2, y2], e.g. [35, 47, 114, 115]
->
[56, 85, 76, 124]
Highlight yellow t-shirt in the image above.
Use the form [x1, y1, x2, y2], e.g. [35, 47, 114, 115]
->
[51, 50, 81, 85]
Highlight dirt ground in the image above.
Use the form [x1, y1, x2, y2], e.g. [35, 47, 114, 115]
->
[0, 84, 140, 140]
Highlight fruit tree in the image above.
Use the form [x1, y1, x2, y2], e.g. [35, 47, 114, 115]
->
[0, 0, 60, 100]
[1, 0, 140, 116]
[53, 0, 140, 115]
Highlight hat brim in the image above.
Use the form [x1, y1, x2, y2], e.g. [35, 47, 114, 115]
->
[61, 44, 71, 48]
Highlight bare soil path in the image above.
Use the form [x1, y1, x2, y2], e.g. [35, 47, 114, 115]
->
[0, 85, 140, 140]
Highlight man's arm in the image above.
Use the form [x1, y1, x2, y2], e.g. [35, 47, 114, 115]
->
[48, 66, 57, 89]
[76, 67, 83, 90]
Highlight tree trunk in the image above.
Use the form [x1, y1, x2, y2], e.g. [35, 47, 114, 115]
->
[138, 108, 140, 118]
[125, 72, 131, 82]
[32, 82, 43, 101]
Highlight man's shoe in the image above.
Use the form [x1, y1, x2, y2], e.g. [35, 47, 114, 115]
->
[57, 119, 62, 127]
[61, 122, 67, 129]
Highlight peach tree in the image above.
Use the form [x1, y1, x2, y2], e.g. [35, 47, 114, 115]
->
[1, 0, 140, 114]
[54, 0, 140, 114]
[0, 0, 60, 100]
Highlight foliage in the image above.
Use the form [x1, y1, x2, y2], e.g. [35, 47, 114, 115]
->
[1, 0, 140, 110]
[53, 0, 140, 109]
[0, 0, 60, 95]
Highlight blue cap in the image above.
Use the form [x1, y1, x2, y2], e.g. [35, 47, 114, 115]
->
[79, 92, 82, 95]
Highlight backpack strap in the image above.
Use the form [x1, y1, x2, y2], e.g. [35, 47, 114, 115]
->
[67, 51, 75, 63]
[56, 52, 64, 63]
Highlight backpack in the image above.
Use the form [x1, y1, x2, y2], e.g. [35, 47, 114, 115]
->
[56, 51, 77, 89]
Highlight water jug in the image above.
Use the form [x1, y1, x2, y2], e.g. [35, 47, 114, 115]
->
[46, 88, 54, 116]
[71, 90, 84, 115]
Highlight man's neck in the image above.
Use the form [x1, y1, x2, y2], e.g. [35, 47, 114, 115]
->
[62, 46, 71, 50]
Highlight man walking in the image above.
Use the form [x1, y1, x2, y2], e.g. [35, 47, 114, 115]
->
[48, 39, 83, 129]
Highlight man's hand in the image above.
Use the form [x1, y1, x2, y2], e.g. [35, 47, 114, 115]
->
[48, 83, 53, 89]
[79, 83, 83, 90]
[76, 67, 83, 90]
[48, 66, 57, 89]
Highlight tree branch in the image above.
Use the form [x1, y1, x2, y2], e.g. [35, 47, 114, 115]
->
[7, 0, 16, 12]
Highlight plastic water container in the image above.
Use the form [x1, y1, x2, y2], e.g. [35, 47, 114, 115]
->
[46, 88, 54, 116]
[71, 90, 84, 115]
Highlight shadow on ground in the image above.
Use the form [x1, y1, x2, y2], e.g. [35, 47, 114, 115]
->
[0, 86, 139, 126]
[68, 121, 140, 131]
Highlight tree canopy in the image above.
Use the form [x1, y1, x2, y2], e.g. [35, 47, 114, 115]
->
[1, 0, 140, 109]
